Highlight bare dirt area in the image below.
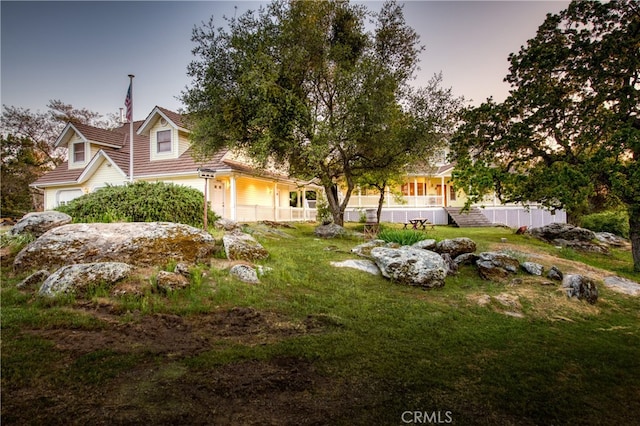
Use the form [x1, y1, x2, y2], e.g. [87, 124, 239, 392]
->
[2, 306, 356, 425]
[490, 241, 621, 282]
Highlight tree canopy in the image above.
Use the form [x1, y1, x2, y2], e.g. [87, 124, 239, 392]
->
[182, 0, 461, 225]
[450, 0, 640, 271]
[1, 100, 117, 217]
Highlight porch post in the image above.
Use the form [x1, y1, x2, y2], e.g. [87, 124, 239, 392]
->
[414, 178, 418, 207]
[440, 176, 445, 207]
[230, 175, 237, 221]
[302, 188, 307, 220]
[274, 183, 278, 221]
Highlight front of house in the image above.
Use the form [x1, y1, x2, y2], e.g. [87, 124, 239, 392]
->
[32, 105, 564, 228]
[31, 106, 319, 222]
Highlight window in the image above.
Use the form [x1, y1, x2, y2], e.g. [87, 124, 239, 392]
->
[449, 185, 457, 201]
[73, 142, 85, 162]
[157, 130, 172, 153]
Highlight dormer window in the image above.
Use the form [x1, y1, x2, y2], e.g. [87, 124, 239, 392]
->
[157, 130, 172, 153]
[73, 142, 85, 163]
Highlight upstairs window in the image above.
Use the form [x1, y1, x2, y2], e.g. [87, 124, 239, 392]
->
[157, 130, 172, 153]
[73, 142, 85, 163]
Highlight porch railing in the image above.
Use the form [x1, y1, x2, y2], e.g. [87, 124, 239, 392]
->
[349, 194, 444, 208]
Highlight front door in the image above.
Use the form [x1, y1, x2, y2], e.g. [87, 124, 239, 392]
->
[210, 181, 225, 217]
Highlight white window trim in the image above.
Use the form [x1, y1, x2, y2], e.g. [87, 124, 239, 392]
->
[156, 129, 173, 155]
[72, 141, 87, 165]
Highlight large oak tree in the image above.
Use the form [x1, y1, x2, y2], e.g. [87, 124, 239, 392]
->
[450, 0, 640, 271]
[182, 0, 459, 225]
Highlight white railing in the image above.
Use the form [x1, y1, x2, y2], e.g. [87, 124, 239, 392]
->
[345, 205, 566, 228]
[233, 204, 316, 222]
[348, 194, 444, 208]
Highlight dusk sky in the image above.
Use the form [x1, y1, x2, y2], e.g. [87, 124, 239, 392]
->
[1, 1, 569, 122]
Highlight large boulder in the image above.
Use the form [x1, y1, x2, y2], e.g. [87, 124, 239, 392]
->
[14, 222, 215, 272]
[39, 262, 132, 297]
[370, 247, 446, 289]
[595, 232, 629, 248]
[476, 252, 520, 281]
[434, 237, 477, 258]
[314, 223, 347, 239]
[527, 223, 596, 242]
[9, 211, 72, 238]
[412, 239, 438, 251]
[527, 223, 608, 254]
[223, 231, 269, 261]
[562, 274, 598, 304]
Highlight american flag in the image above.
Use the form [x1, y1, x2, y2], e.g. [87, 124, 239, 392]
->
[124, 83, 132, 122]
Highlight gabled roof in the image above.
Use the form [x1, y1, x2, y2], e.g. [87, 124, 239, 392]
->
[137, 106, 189, 136]
[54, 122, 126, 149]
[32, 107, 276, 187]
[77, 150, 127, 183]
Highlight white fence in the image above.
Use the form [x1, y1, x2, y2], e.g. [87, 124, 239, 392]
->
[478, 206, 566, 228]
[233, 204, 317, 222]
[344, 206, 565, 229]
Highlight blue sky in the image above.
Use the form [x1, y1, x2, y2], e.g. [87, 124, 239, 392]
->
[1, 1, 569, 122]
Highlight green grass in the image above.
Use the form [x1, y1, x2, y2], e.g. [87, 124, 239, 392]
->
[2, 223, 639, 424]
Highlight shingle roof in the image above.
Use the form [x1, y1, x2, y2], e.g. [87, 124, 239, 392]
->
[32, 108, 254, 186]
[72, 122, 128, 147]
[31, 161, 83, 186]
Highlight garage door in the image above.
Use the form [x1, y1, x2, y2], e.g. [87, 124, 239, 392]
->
[56, 189, 83, 206]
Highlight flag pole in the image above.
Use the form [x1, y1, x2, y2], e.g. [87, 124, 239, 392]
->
[127, 74, 135, 183]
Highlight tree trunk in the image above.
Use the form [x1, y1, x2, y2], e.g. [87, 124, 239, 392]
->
[629, 204, 640, 272]
[324, 183, 349, 226]
[376, 184, 385, 224]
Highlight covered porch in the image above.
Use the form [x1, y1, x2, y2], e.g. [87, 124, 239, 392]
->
[348, 174, 462, 209]
[201, 170, 319, 222]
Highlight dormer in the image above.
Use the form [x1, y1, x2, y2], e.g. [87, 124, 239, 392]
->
[54, 123, 124, 170]
[137, 106, 190, 161]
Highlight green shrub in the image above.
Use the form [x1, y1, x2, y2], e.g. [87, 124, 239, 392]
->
[56, 181, 217, 228]
[377, 228, 430, 246]
[580, 210, 629, 238]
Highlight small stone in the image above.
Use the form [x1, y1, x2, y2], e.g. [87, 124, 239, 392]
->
[562, 274, 598, 304]
[156, 270, 190, 293]
[547, 266, 563, 281]
[229, 264, 260, 284]
[521, 261, 544, 276]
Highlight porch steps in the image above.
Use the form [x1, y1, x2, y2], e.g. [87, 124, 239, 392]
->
[444, 207, 493, 228]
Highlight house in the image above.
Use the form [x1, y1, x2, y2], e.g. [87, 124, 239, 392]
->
[31, 106, 319, 222]
[342, 163, 566, 228]
[33, 105, 564, 228]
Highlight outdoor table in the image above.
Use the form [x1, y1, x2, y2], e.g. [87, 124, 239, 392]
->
[403, 219, 434, 230]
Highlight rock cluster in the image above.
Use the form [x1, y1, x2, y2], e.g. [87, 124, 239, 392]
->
[526, 223, 609, 254]
[10, 216, 275, 297]
[335, 234, 640, 305]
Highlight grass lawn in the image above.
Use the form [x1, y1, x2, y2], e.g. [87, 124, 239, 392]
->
[1, 223, 639, 425]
